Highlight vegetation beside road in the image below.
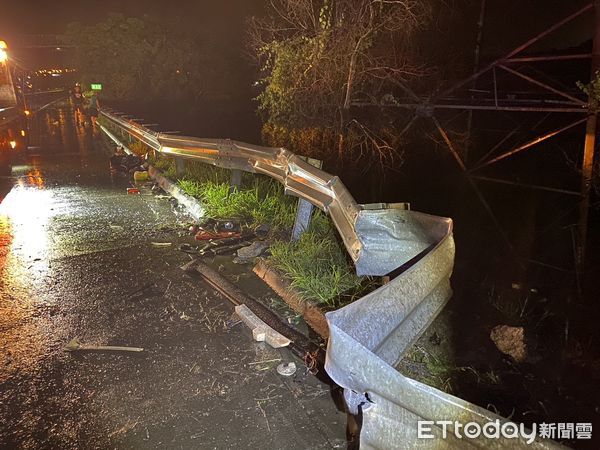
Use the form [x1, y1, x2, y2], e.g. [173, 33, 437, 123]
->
[172, 162, 365, 306]
[98, 116, 364, 306]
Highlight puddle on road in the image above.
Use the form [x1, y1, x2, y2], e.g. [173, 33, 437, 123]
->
[0, 175, 58, 380]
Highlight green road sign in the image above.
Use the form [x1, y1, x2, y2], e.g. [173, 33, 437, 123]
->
[91, 83, 102, 90]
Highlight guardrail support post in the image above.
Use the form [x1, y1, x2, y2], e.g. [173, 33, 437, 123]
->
[292, 158, 323, 241]
[175, 157, 186, 178]
[230, 169, 242, 193]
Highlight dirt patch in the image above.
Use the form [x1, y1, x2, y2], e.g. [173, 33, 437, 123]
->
[490, 325, 527, 362]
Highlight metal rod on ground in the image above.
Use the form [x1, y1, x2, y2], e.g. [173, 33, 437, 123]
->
[578, 0, 600, 274]
[64, 338, 143, 353]
[187, 260, 325, 367]
[292, 157, 323, 241]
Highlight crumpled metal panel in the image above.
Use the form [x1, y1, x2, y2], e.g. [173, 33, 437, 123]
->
[354, 209, 450, 277]
[325, 216, 565, 449]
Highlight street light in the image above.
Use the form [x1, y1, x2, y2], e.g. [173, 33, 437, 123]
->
[0, 40, 8, 63]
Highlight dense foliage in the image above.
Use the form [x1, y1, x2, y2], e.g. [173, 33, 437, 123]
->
[248, 0, 433, 163]
[63, 14, 222, 102]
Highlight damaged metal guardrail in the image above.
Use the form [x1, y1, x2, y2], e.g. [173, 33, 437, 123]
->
[99, 109, 563, 449]
[100, 108, 441, 277]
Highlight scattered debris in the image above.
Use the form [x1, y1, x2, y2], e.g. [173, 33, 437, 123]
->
[195, 230, 240, 241]
[151, 242, 172, 248]
[235, 304, 291, 348]
[123, 154, 145, 172]
[200, 218, 241, 232]
[428, 331, 442, 346]
[225, 314, 243, 330]
[127, 187, 140, 195]
[276, 362, 297, 377]
[179, 243, 200, 254]
[180, 259, 198, 271]
[248, 358, 281, 366]
[63, 338, 144, 353]
[490, 325, 527, 362]
[133, 171, 149, 182]
[212, 240, 254, 256]
[236, 240, 270, 262]
[125, 282, 163, 299]
[109, 224, 124, 231]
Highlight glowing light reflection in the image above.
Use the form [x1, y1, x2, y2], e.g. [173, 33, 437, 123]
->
[0, 178, 53, 264]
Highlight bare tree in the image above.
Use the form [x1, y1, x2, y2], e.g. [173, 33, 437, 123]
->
[248, 0, 431, 163]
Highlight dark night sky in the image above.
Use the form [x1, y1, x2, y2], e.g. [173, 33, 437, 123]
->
[0, 0, 264, 37]
[0, 0, 593, 71]
[0, 0, 266, 70]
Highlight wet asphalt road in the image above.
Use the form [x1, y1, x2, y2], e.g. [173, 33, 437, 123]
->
[0, 105, 347, 449]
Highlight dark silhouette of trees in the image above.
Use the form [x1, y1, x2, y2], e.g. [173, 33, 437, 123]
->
[248, 0, 434, 163]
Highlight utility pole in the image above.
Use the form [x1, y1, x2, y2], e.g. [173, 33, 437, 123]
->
[578, 0, 600, 275]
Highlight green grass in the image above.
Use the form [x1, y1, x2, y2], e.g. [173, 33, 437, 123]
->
[150, 156, 177, 179]
[268, 212, 364, 307]
[178, 177, 297, 230]
[402, 346, 455, 393]
[177, 162, 366, 307]
[99, 117, 367, 308]
[182, 160, 229, 184]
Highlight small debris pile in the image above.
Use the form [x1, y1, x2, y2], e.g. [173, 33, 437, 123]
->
[175, 219, 271, 260]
